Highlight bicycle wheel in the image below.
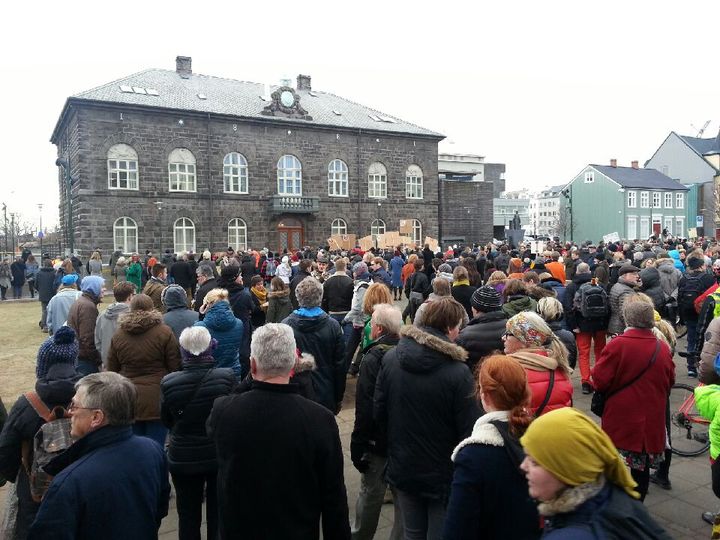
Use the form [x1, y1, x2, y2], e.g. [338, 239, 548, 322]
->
[669, 383, 710, 457]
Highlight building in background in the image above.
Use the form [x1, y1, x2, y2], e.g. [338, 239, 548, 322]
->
[493, 189, 531, 240]
[528, 185, 564, 239]
[645, 130, 720, 238]
[51, 56, 444, 256]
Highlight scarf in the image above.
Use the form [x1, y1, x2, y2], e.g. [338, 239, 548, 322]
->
[295, 306, 324, 317]
[251, 287, 267, 304]
[453, 279, 470, 287]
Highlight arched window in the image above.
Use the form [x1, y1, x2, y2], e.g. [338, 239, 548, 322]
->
[168, 148, 197, 192]
[107, 144, 139, 190]
[277, 155, 302, 195]
[328, 159, 348, 197]
[228, 218, 248, 251]
[113, 217, 137, 254]
[174, 217, 195, 253]
[406, 165, 423, 199]
[371, 219, 386, 237]
[331, 218, 347, 236]
[411, 219, 422, 245]
[223, 152, 249, 193]
[368, 162, 387, 199]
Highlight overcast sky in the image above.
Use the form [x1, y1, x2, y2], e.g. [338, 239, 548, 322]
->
[2, 1, 719, 231]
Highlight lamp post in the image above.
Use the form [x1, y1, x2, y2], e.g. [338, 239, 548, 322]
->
[155, 201, 163, 256]
[561, 187, 573, 243]
[2, 203, 6, 256]
[375, 201, 382, 251]
[55, 158, 73, 255]
[38, 204, 43, 256]
[9, 213, 15, 256]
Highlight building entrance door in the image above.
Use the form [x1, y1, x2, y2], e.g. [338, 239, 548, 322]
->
[278, 218, 304, 252]
[652, 220, 661, 237]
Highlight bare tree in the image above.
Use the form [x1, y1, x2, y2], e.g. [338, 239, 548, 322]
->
[550, 209, 577, 242]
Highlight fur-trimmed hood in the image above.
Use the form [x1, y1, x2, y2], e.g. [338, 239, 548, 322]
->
[452, 411, 509, 461]
[395, 325, 468, 374]
[119, 309, 163, 334]
[295, 352, 317, 373]
[268, 288, 290, 299]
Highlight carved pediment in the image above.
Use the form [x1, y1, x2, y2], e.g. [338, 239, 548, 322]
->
[261, 86, 312, 120]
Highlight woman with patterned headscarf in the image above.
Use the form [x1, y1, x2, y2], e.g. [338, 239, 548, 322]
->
[520, 408, 671, 538]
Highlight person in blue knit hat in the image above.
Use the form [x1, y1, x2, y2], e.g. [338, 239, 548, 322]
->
[36, 326, 79, 378]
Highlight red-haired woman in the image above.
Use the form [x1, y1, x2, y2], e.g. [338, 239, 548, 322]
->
[443, 355, 541, 539]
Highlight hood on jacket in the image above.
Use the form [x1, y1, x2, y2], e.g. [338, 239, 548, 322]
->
[468, 310, 508, 326]
[162, 284, 190, 311]
[572, 272, 592, 286]
[295, 352, 317, 373]
[285, 310, 330, 332]
[639, 266, 661, 289]
[268, 289, 290, 300]
[36, 363, 82, 403]
[202, 301, 240, 331]
[102, 302, 131, 320]
[395, 325, 468, 374]
[656, 259, 679, 276]
[118, 309, 163, 335]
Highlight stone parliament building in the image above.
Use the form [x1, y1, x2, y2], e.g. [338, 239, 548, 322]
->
[50, 56, 454, 256]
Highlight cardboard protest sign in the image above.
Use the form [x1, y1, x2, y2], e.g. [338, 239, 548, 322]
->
[327, 234, 356, 251]
[399, 220, 413, 235]
[358, 235, 374, 251]
[424, 236, 439, 252]
[602, 232, 620, 243]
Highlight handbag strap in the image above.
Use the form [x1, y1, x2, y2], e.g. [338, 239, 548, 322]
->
[176, 369, 213, 417]
[24, 391, 54, 422]
[534, 370, 555, 418]
[606, 339, 660, 400]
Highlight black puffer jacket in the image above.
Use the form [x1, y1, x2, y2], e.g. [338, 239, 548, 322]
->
[451, 284, 478, 320]
[322, 273, 354, 313]
[160, 360, 236, 474]
[35, 266, 57, 303]
[548, 319, 578, 370]
[640, 267, 666, 313]
[283, 311, 346, 413]
[455, 310, 508, 374]
[375, 325, 481, 501]
[562, 272, 609, 333]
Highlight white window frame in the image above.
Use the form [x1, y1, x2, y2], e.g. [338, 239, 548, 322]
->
[368, 162, 387, 199]
[411, 219, 422, 245]
[228, 218, 247, 252]
[405, 165, 423, 199]
[640, 191, 649, 208]
[676, 217, 685, 237]
[627, 217, 637, 240]
[663, 217, 673, 235]
[331, 218, 347, 236]
[223, 153, 249, 194]
[107, 144, 139, 190]
[640, 216, 650, 239]
[584, 171, 594, 183]
[113, 217, 137, 254]
[371, 219, 386, 237]
[652, 192, 661, 208]
[328, 159, 349, 197]
[168, 148, 197, 192]
[664, 192, 672, 208]
[277, 155, 302, 196]
[173, 217, 196, 253]
[676, 192, 684, 209]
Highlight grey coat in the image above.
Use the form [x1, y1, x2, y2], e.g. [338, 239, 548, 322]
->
[95, 302, 131, 367]
[608, 280, 636, 334]
[46, 287, 82, 334]
[655, 259, 681, 299]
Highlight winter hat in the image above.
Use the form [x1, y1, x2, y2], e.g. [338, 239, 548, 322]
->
[161, 284, 189, 310]
[36, 326, 78, 379]
[438, 263, 453, 274]
[61, 273, 79, 286]
[220, 264, 240, 281]
[81, 275, 104, 297]
[618, 265, 640, 276]
[688, 257, 705, 270]
[471, 286, 502, 312]
[505, 311, 552, 348]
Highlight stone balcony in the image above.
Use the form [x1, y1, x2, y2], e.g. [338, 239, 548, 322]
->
[268, 195, 320, 214]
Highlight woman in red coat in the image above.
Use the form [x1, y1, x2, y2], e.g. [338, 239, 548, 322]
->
[592, 299, 675, 501]
[503, 311, 574, 416]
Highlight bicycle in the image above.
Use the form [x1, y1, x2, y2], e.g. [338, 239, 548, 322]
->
[668, 381, 710, 457]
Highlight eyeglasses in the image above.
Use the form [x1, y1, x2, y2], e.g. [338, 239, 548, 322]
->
[67, 402, 101, 413]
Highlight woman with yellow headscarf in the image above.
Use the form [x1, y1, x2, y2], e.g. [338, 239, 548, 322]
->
[520, 407, 671, 538]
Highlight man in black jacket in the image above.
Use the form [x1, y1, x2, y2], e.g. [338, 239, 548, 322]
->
[350, 303, 402, 540]
[193, 264, 217, 318]
[207, 323, 350, 540]
[322, 258, 354, 325]
[35, 259, 58, 332]
[169, 253, 194, 300]
[456, 286, 507, 374]
[290, 259, 313, 310]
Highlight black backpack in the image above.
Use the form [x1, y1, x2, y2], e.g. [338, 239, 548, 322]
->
[678, 275, 705, 315]
[573, 281, 609, 319]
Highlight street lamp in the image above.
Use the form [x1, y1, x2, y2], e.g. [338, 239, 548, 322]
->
[9, 213, 15, 255]
[561, 187, 573, 243]
[155, 201, 163, 255]
[375, 202, 382, 250]
[2, 203, 6, 255]
[38, 204, 43, 256]
[55, 158, 74, 255]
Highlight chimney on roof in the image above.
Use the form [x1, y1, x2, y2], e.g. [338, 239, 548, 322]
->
[297, 74, 312, 91]
[610, 158, 617, 168]
[631, 160, 639, 169]
[176, 56, 192, 79]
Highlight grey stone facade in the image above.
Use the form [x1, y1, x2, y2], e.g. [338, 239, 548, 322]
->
[484, 163, 506, 197]
[440, 180, 494, 245]
[52, 66, 443, 256]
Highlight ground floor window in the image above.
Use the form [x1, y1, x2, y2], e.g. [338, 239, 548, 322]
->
[113, 217, 137, 254]
[331, 218, 347, 236]
[228, 218, 247, 251]
[174, 218, 195, 253]
[411, 219, 422, 245]
[627, 217, 637, 239]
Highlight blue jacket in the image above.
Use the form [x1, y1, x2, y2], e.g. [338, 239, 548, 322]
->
[28, 425, 170, 540]
[46, 287, 82, 334]
[668, 250, 685, 271]
[390, 256, 405, 287]
[195, 301, 243, 378]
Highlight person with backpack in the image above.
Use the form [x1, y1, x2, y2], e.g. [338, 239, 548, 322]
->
[260, 252, 278, 285]
[678, 256, 715, 376]
[0, 326, 81, 539]
[607, 265, 641, 336]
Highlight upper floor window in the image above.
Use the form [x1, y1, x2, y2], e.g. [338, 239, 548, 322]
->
[277, 155, 302, 196]
[406, 165, 423, 199]
[108, 144, 138, 190]
[664, 192, 672, 208]
[411, 219, 422, 245]
[169, 148, 197, 192]
[113, 217, 137, 254]
[228, 218, 247, 252]
[331, 218, 347, 236]
[652, 192, 661, 208]
[584, 171, 594, 183]
[223, 153, 248, 193]
[174, 217, 195, 253]
[640, 191, 649, 208]
[676, 192, 684, 209]
[368, 162, 387, 199]
[328, 159, 348, 197]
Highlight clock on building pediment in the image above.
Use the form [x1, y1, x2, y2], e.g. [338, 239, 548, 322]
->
[262, 86, 312, 120]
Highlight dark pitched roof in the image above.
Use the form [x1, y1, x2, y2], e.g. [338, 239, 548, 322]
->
[591, 165, 688, 191]
[680, 134, 720, 156]
[54, 68, 443, 140]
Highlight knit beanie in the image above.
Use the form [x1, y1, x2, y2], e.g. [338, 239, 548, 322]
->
[61, 273, 79, 286]
[81, 275, 104, 297]
[36, 326, 78, 379]
[471, 286, 502, 312]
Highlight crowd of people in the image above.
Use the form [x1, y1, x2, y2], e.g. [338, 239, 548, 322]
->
[4, 233, 720, 538]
